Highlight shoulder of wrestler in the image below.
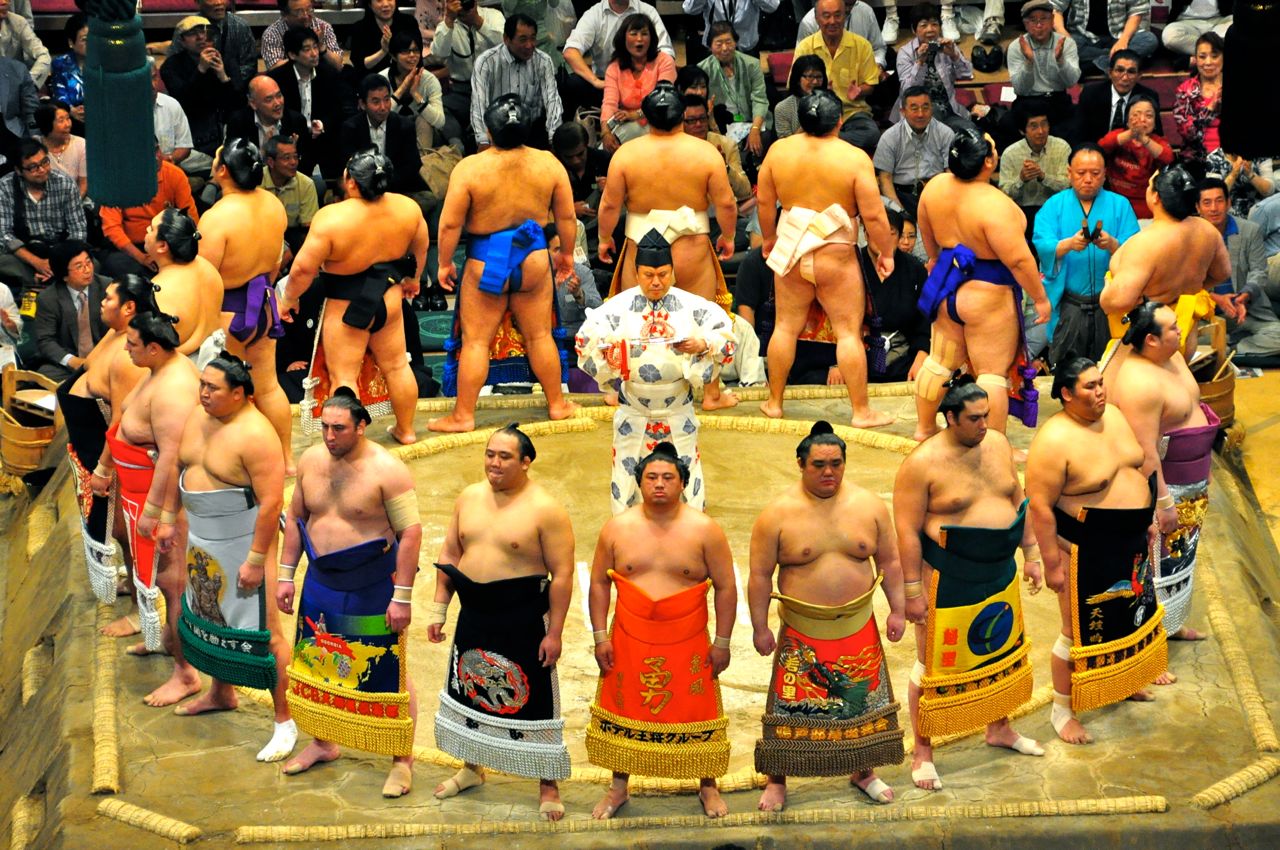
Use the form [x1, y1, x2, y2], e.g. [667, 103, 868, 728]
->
[294, 442, 330, 480]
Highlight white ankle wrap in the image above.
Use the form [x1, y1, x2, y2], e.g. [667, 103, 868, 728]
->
[910, 659, 925, 687]
[1051, 690, 1075, 734]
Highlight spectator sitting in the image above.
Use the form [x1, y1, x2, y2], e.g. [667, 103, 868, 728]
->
[773, 55, 826, 140]
[1173, 32, 1223, 168]
[1205, 149, 1275, 219]
[343, 75, 434, 213]
[1076, 49, 1164, 146]
[684, 0, 780, 55]
[260, 0, 343, 72]
[274, 275, 324, 403]
[794, 0, 881, 153]
[601, 13, 676, 151]
[0, 0, 49, 88]
[1162, 0, 1231, 57]
[48, 14, 86, 130]
[430, 0, 504, 150]
[0, 140, 86, 293]
[551, 121, 612, 253]
[1031, 143, 1139, 363]
[561, 0, 673, 117]
[225, 75, 312, 173]
[1099, 96, 1173, 218]
[1248, 192, 1280, 299]
[150, 58, 206, 182]
[470, 13, 562, 151]
[382, 30, 455, 152]
[350, 0, 420, 76]
[874, 85, 955, 219]
[36, 102, 86, 200]
[674, 64, 717, 129]
[1198, 176, 1280, 356]
[165, 0, 257, 92]
[161, 16, 238, 164]
[998, 98, 1071, 233]
[550, 222, 605, 392]
[268, 28, 352, 186]
[866, 207, 930, 382]
[1049, 0, 1157, 73]
[0, 273, 18, 368]
[0, 55, 35, 166]
[697, 21, 770, 160]
[898, 208, 929, 265]
[100, 145, 199, 280]
[893, 4, 976, 135]
[682, 94, 757, 250]
[1007, 0, 1080, 132]
[32, 239, 105, 381]
[261, 135, 317, 268]
[797, 0, 886, 71]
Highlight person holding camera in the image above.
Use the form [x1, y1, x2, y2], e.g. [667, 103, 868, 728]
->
[0, 138, 85, 294]
[430, 0, 505, 150]
[1031, 143, 1139, 363]
[892, 4, 974, 134]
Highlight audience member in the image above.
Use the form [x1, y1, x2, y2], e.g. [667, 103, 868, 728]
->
[601, 13, 676, 150]
[998, 99, 1070, 232]
[1249, 192, 1280, 296]
[430, 0, 504, 148]
[1198, 176, 1280, 356]
[415, 0, 445, 50]
[682, 93, 755, 249]
[161, 16, 238, 162]
[1204, 149, 1275, 218]
[470, 14, 562, 150]
[874, 86, 954, 218]
[684, 0, 780, 55]
[551, 121, 612, 252]
[151, 58, 204, 179]
[1007, 0, 1080, 131]
[1049, 0, 1157, 72]
[382, 31, 454, 151]
[0, 55, 35, 165]
[1076, 49, 1164, 146]
[1162, 0, 1231, 57]
[1099, 96, 1172, 218]
[35, 102, 86, 199]
[797, 0, 886, 69]
[794, 0, 881, 153]
[865, 207, 930, 382]
[48, 14, 86, 127]
[226, 75, 311, 170]
[32, 239, 105, 381]
[0, 275, 18, 368]
[562, 0, 673, 116]
[550, 223, 602, 344]
[1173, 32, 1223, 167]
[269, 27, 351, 183]
[883, 0, 1007, 44]
[100, 146, 200, 279]
[261, 135, 317, 265]
[898, 209, 929, 265]
[342, 75, 433, 210]
[1031, 143, 1139, 363]
[0, 0, 48, 88]
[350, 0, 420, 75]
[893, 4, 975, 134]
[0, 140, 85, 292]
[165, 0, 258, 91]
[697, 21, 769, 158]
[773, 55, 826, 139]
[260, 0, 343, 72]
[501, 0, 573, 74]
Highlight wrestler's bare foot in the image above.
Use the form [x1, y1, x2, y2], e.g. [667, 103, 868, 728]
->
[701, 389, 739, 411]
[548, 400, 579, 420]
[282, 739, 340, 775]
[173, 689, 238, 716]
[1171, 626, 1207, 641]
[538, 780, 565, 821]
[101, 614, 140, 638]
[1128, 688, 1156, 701]
[1056, 716, 1093, 744]
[912, 743, 942, 790]
[852, 769, 893, 803]
[912, 425, 940, 443]
[759, 400, 784, 419]
[591, 780, 630, 819]
[125, 641, 168, 657]
[851, 408, 895, 429]
[758, 777, 786, 812]
[604, 390, 619, 407]
[698, 780, 729, 818]
[427, 412, 475, 433]
[386, 424, 417, 445]
[1154, 670, 1179, 685]
[382, 758, 413, 798]
[143, 669, 202, 707]
[985, 719, 1044, 755]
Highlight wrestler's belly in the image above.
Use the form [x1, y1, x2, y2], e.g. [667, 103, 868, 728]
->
[922, 500, 1020, 545]
[777, 555, 876, 607]
[301, 515, 395, 557]
[1055, 469, 1153, 523]
[614, 569, 709, 602]
[456, 546, 550, 584]
[181, 466, 247, 494]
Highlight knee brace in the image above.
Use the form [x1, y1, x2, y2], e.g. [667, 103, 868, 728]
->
[910, 659, 925, 688]
[916, 355, 953, 402]
[1052, 633, 1072, 661]
[976, 372, 1010, 393]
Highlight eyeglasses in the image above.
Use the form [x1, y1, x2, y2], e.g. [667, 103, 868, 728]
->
[684, 114, 709, 124]
[68, 258, 94, 271]
[801, 73, 825, 81]
[21, 158, 50, 172]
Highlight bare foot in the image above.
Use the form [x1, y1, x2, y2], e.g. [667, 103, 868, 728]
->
[143, 669, 202, 707]
[759, 400, 783, 419]
[912, 743, 942, 790]
[387, 424, 417, 445]
[591, 783, 629, 819]
[282, 740, 340, 775]
[698, 781, 728, 818]
[427, 412, 475, 433]
[604, 390, 619, 407]
[382, 759, 413, 798]
[1056, 716, 1094, 744]
[1171, 626, 1206, 641]
[985, 720, 1044, 755]
[757, 778, 786, 812]
[125, 641, 168, 657]
[538, 780, 565, 822]
[173, 689, 238, 716]
[101, 614, 140, 638]
[548, 400, 580, 420]
[1154, 670, 1178, 685]
[1128, 689, 1156, 702]
[911, 426, 939, 443]
[284, 464, 297, 479]
[850, 409, 895, 429]
[852, 769, 893, 803]
[701, 389, 739, 411]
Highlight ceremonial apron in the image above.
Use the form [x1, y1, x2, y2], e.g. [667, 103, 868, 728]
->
[1156, 403, 1219, 635]
[105, 423, 163, 651]
[57, 374, 117, 604]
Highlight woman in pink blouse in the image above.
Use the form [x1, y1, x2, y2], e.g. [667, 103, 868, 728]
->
[1100, 97, 1173, 218]
[1173, 32, 1224, 166]
[600, 14, 676, 152]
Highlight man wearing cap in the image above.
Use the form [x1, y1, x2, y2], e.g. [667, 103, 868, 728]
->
[161, 16, 239, 162]
[576, 229, 736, 514]
[428, 94, 580, 434]
[1007, 0, 1081, 133]
[165, 0, 258, 91]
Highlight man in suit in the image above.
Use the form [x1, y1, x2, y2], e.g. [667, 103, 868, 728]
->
[33, 239, 107, 381]
[1075, 49, 1163, 145]
[225, 75, 312, 175]
[1198, 177, 1280, 356]
[267, 27, 351, 184]
[342, 74, 433, 214]
[0, 54, 36, 166]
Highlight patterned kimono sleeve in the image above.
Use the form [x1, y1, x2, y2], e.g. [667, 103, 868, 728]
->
[680, 301, 736, 389]
[575, 302, 625, 389]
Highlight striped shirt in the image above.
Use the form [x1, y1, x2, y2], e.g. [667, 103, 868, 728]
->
[470, 45, 563, 142]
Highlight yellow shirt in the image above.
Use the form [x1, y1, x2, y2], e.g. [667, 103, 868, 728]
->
[794, 31, 879, 120]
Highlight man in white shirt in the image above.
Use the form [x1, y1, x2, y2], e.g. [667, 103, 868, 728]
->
[561, 0, 673, 114]
[0, 0, 48, 88]
[150, 58, 207, 179]
[431, 0, 505, 149]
